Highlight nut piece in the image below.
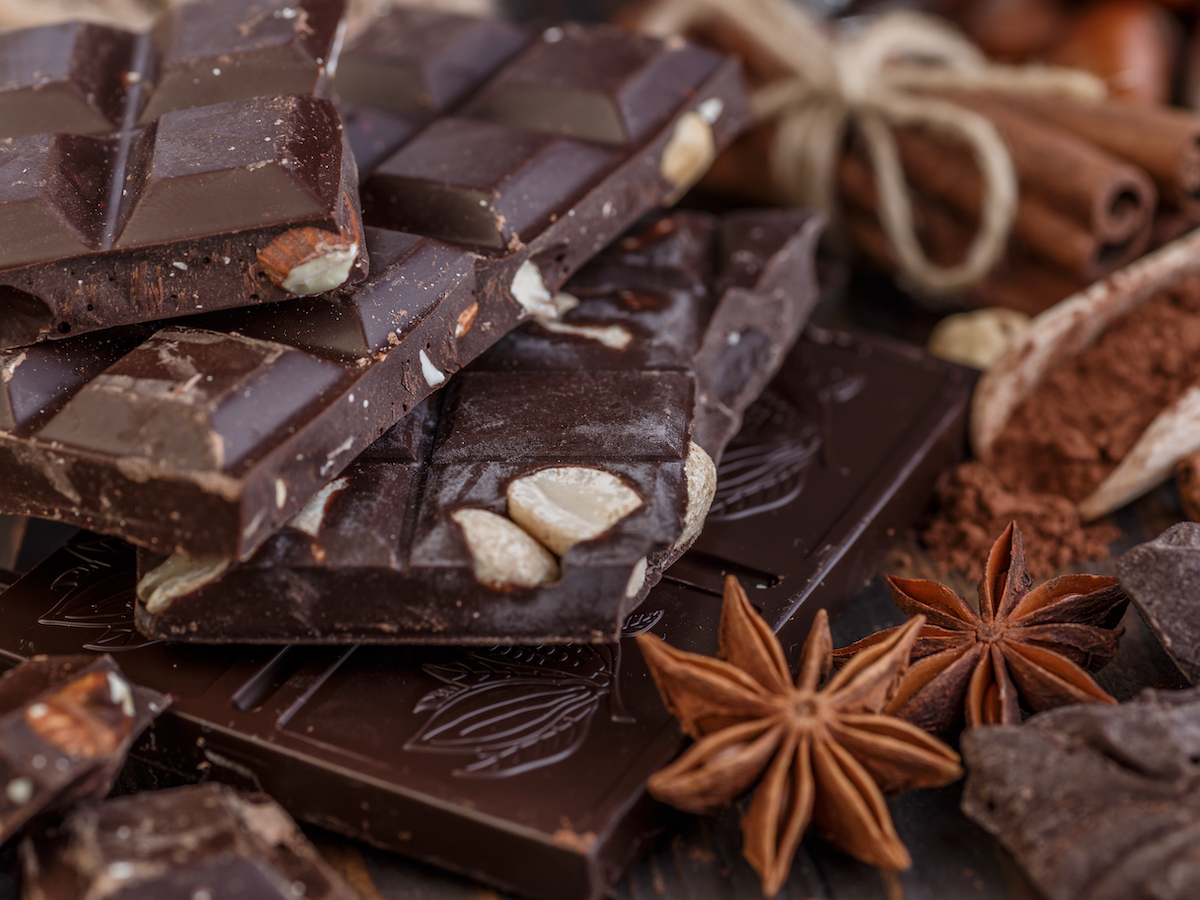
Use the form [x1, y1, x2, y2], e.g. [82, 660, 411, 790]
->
[25, 670, 132, 758]
[927, 307, 1031, 370]
[137, 554, 232, 614]
[257, 228, 358, 295]
[660, 111, 715, 204]
[625, 557, 649, 599]
[675, 442, 717, 550]
[507, 467, 643, 556]
[451, 508, 559, 589]
[287, 476, 349, 538]
[511, 262, 579, 318]
[455, 302, 480, 338]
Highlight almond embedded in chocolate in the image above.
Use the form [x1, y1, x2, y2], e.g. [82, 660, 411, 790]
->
[257, 227, 360, 295]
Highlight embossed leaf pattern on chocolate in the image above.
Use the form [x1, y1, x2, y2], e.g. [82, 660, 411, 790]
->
[637, 575, 961, 896]
[837, 522, 1128, 735]
[405, 645, 617, 778]
[39, 538, 160, 652]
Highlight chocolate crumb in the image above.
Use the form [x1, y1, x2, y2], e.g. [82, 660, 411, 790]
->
[922, 461, 1118, 578]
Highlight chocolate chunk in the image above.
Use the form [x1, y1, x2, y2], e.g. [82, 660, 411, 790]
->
[0, 16, 751, 561]
[0, 655, 167, 844]
[0, 326, 970, 899]
[961, 687, 1200, 900]
[335, 9, 529, 122]
[1117, 522, 1200, 684]
[21, 783, 357, 900]
[0, 0, 365, 346]
[132, 210, 824, 645]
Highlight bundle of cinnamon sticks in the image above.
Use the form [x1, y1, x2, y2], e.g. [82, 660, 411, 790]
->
[622, 0, 1200, 314]
[838, 93, 1200, 313]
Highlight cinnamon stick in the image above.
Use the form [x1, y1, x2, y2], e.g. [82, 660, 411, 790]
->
[891, 126, 1143, 280]
[1011, 96, 1200, 220]
[946, 90, 1158, 249]
[841, 156, 1085, 314]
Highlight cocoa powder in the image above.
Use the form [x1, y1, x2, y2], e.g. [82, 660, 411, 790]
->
[990, 275, 1200, 502]
[922, 462, 1118, 579]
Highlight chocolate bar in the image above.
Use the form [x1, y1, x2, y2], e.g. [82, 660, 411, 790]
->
[335, 9, 531, 175]
[22, 783, 358, 900]
[1117, 522, 1200, 684]
[0, 16, 750, 562]
[0, 328, 971, 900]
[961, 686, 1200, 900]
[132, 210, 823, 645]
[0, 0, 367, 347]
[0, 655, 166, 844]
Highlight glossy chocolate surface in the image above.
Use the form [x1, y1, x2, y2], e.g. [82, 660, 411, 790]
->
[0, 328, 971, 900]
[0, 0, 365, 345]
[0, 13, 751, 561]
[133, 210, 824, 644]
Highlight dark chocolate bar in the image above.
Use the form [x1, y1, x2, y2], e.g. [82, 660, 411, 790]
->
[131, 210, 822, 644]
[0, 654, 167, 844]
[0, 16, 751, 561]
[1118, 522, 1200, 684]
[0, 0, 367, 347]
[0, 328, 971, 900]
[22, 783, 358, 900]
[961, 686, 1200, 900]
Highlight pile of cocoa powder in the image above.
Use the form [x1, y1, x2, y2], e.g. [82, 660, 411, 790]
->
[990, 275, 1200, 501]
[922, 462, 1118, 578]
[924, 276, 1200, 577]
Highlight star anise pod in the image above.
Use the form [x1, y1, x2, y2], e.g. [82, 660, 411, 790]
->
[636, 575, 962, 896]
[836, 521, 1128, 735]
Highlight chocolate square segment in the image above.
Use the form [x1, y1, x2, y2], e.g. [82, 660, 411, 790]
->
[38, 328, 353, 473]
[137, 0, 344, 124]
[0, 22, 133, 137]
[0, 134, 109, 267]
[364, 118, 618, 248]
[462, 24, 724, 146]
[432, 370, 693, 462]
[333, 10, 528, 117]
[116, 95, 341, 248]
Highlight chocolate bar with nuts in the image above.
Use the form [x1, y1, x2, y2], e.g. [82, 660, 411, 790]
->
[0, 325, 971, 900]
[0, 20, 750, 561]
[21, 783, 358, 900]
[0, 654, 167, 844]
[0, 0, 368, 347]
[133, 209, 823, 644]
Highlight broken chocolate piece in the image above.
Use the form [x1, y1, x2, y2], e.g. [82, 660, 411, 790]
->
[1117, 522, 1200, 685]
[0, 654, 167, 844]
[0, 0, 367, 346]
[132, 210, 824, 644]
[962, 686, 1200, 900]
[21, 783, 357, 900]
[0, 14, 750, 561]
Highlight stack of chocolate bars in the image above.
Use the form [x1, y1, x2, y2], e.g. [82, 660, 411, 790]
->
[0, 0, 974, 896]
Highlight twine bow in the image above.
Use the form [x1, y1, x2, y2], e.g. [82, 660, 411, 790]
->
[638, 0, 1105, 296]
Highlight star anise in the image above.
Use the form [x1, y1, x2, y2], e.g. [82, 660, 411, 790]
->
[836, 521, 1128, 735]
[636, 575, 962, 896]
